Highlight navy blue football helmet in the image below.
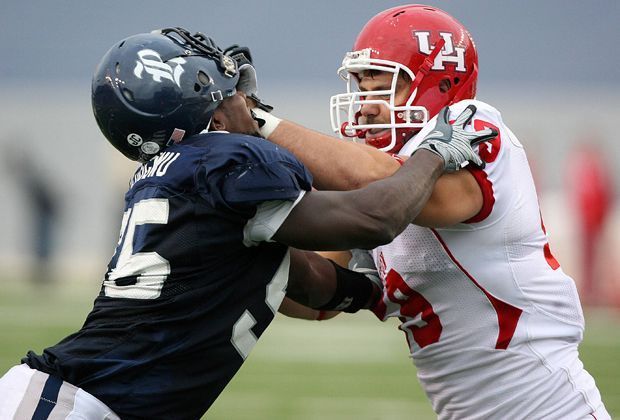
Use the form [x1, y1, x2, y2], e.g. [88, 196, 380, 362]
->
[92, 28, 239, 162]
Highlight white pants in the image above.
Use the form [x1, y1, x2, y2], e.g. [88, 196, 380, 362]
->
[0, 364, 119, 420]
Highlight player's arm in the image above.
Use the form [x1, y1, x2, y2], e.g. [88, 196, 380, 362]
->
[284, 248, 379, 314]
[413, 170, 483, 227]
[272, 106, 494, 244]
[267, 119, 400, 190]
[278, 297, 340, 320]
[258, 111, 485, 228]
[277, 250, 351, 320]
[273, 149, 444, 251]
[316, 250, 352, 267]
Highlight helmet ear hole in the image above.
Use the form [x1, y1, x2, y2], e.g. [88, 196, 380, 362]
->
[197, 71, 211, 86]
[193, 83, 201, 92]
[439, 78, 451, 93]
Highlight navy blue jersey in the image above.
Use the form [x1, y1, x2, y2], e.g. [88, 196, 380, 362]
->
[23, 133, 312, 419]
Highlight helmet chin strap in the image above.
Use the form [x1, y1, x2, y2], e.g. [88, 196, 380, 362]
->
[408, 38, 446, 98]
[340, 111, 368, 139]
[365, 126, 416, 153]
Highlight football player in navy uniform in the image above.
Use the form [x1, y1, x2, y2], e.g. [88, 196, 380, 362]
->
[0, 28, 495, 419]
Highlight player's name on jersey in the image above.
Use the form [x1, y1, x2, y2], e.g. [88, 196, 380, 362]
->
[130, 152, 180, 188]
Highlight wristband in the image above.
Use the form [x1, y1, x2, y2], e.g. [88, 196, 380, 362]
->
[252, 107, 282, 138]
[317, 260, 376, 313]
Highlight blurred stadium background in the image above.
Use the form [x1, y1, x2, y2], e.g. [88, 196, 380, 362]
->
[1, 1, 619, 418]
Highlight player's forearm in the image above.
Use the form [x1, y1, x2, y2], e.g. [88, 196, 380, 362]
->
[345, 149, 444, 245]
[269, 120, 400, 190]
[275, 150, 443, 251]
[278, 297, 339, 320]
[287, 250, 378, 313]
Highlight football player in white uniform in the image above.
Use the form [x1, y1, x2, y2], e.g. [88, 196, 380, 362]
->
[246, 4, 611, 420]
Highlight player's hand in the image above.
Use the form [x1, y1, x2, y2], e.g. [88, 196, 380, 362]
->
[223, 44, 273, 112]
[415, 105, 497, 172]
[348, 249, 382, 290]
[223, 44, 257, 96]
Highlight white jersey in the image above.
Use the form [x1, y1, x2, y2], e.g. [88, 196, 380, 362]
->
[370, 100, 609, 419]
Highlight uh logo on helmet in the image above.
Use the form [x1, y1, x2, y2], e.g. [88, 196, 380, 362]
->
[330, 4, 478, 153]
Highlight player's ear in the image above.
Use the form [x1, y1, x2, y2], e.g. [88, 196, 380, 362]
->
[209, 108, 227, 132]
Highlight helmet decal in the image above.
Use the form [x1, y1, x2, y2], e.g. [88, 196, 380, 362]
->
[133, 50, 187, 87]
[413, 32, 466, 72]
[126, 133, 143, 146]
[140, 141, 161, 155]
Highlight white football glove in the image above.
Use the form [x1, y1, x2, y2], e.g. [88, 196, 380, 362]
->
[415, 105, 497, 172]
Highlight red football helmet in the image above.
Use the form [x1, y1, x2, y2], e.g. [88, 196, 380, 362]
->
[330, 4, 478, 152]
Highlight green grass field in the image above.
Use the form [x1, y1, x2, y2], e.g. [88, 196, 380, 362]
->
[1, 278, 619, 419]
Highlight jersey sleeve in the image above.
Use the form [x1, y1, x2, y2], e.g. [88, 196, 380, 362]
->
[199, 134, 313, 214]
[401, 100, 522, 230]
[462, 166, 496, 223]
[242, 191, 306, 246]
[449, 100, 521, 229]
